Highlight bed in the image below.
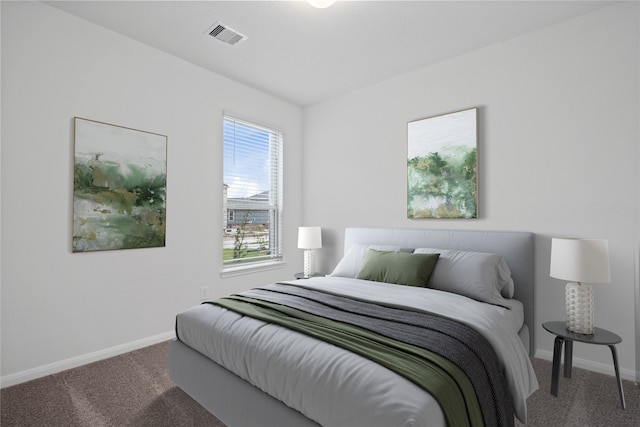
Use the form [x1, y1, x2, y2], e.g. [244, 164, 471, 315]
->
[169, 227, 539, 426]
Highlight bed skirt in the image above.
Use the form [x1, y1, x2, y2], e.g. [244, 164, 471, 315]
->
[169, 339, 319, 427]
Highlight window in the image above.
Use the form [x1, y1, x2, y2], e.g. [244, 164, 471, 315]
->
[223, 115, 283, 269]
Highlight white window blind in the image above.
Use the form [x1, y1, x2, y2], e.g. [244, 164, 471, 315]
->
[223, 115, 283, 268]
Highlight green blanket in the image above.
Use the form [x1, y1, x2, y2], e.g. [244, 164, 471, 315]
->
[214, 295, 484, 427]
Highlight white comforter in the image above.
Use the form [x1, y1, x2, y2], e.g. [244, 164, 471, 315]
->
[176, 277, 539, 426]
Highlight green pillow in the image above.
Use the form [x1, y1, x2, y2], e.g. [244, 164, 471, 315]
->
[356, 249, 440, 287]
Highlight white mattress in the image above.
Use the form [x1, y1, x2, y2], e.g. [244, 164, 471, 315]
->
[176, 277, 539, 426]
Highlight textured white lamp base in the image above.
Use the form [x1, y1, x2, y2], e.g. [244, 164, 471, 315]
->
[303, 249, 316, 278]
[565, 282, 594, 335]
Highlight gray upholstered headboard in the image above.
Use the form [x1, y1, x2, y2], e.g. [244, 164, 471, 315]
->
[344, 227, 535, 356]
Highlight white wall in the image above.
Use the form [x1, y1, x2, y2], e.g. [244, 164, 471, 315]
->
[303, 2, 639, 379]
[2, 0, 638, 388]
[1, 1, 302, 384]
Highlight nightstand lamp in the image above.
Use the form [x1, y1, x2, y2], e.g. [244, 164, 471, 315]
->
[550, 238, 611, 335]
[298, 227, 322, 278]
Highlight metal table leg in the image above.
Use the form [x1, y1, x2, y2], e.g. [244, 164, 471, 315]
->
[564, 340, 573, 378]
[551, 336, 564, 396]
[608, 345, 626, 409]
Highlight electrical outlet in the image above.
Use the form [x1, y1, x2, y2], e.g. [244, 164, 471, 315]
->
[200, 286, 209, 301]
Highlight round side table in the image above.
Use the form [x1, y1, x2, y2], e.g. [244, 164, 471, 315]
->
[542, 321, 625, 409]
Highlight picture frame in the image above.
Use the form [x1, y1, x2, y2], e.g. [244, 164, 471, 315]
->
[407, 108, 478, 219]
[72, 118, 167, 252]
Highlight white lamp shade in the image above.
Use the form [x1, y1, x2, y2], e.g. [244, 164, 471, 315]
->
[550, 238, 611, 284]
[298, 227, 322, 249]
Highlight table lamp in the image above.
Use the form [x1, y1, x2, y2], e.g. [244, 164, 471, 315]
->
[298, 227, 322, 278]
[550, 238, 611, 335]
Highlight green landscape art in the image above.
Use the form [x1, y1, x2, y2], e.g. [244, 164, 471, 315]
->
[407, 108, 477, 219]
[73, 118, 167, 252]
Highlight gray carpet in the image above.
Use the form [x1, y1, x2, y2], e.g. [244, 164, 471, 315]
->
[1, 341, 224, 426]
[517, 358, 639, 427]
[1, 341, 638, 426]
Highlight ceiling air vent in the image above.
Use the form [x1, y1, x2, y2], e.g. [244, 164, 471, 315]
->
[206, 22, 247, 46]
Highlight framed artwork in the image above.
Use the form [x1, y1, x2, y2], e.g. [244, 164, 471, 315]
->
[73, 118, 167, 252]
[407, 108, 477, 219]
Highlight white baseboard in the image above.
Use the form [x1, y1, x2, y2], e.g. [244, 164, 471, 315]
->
[4, 333, 636, 388]
[1, 330, 176, 389]
[535, 349, 638, 383]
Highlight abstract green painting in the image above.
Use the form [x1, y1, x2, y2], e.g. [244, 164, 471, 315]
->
[73, 118, 167, 252]
[407, 108, 477, 219]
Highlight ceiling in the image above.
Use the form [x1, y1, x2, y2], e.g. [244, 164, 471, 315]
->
[47, 0, 618, 107]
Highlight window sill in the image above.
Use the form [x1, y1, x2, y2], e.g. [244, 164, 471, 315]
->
[220, 260, 286, 278]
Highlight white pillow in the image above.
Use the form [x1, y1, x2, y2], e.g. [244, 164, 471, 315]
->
[413, 248, 514, 306]
[329, 244, 402, 278]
